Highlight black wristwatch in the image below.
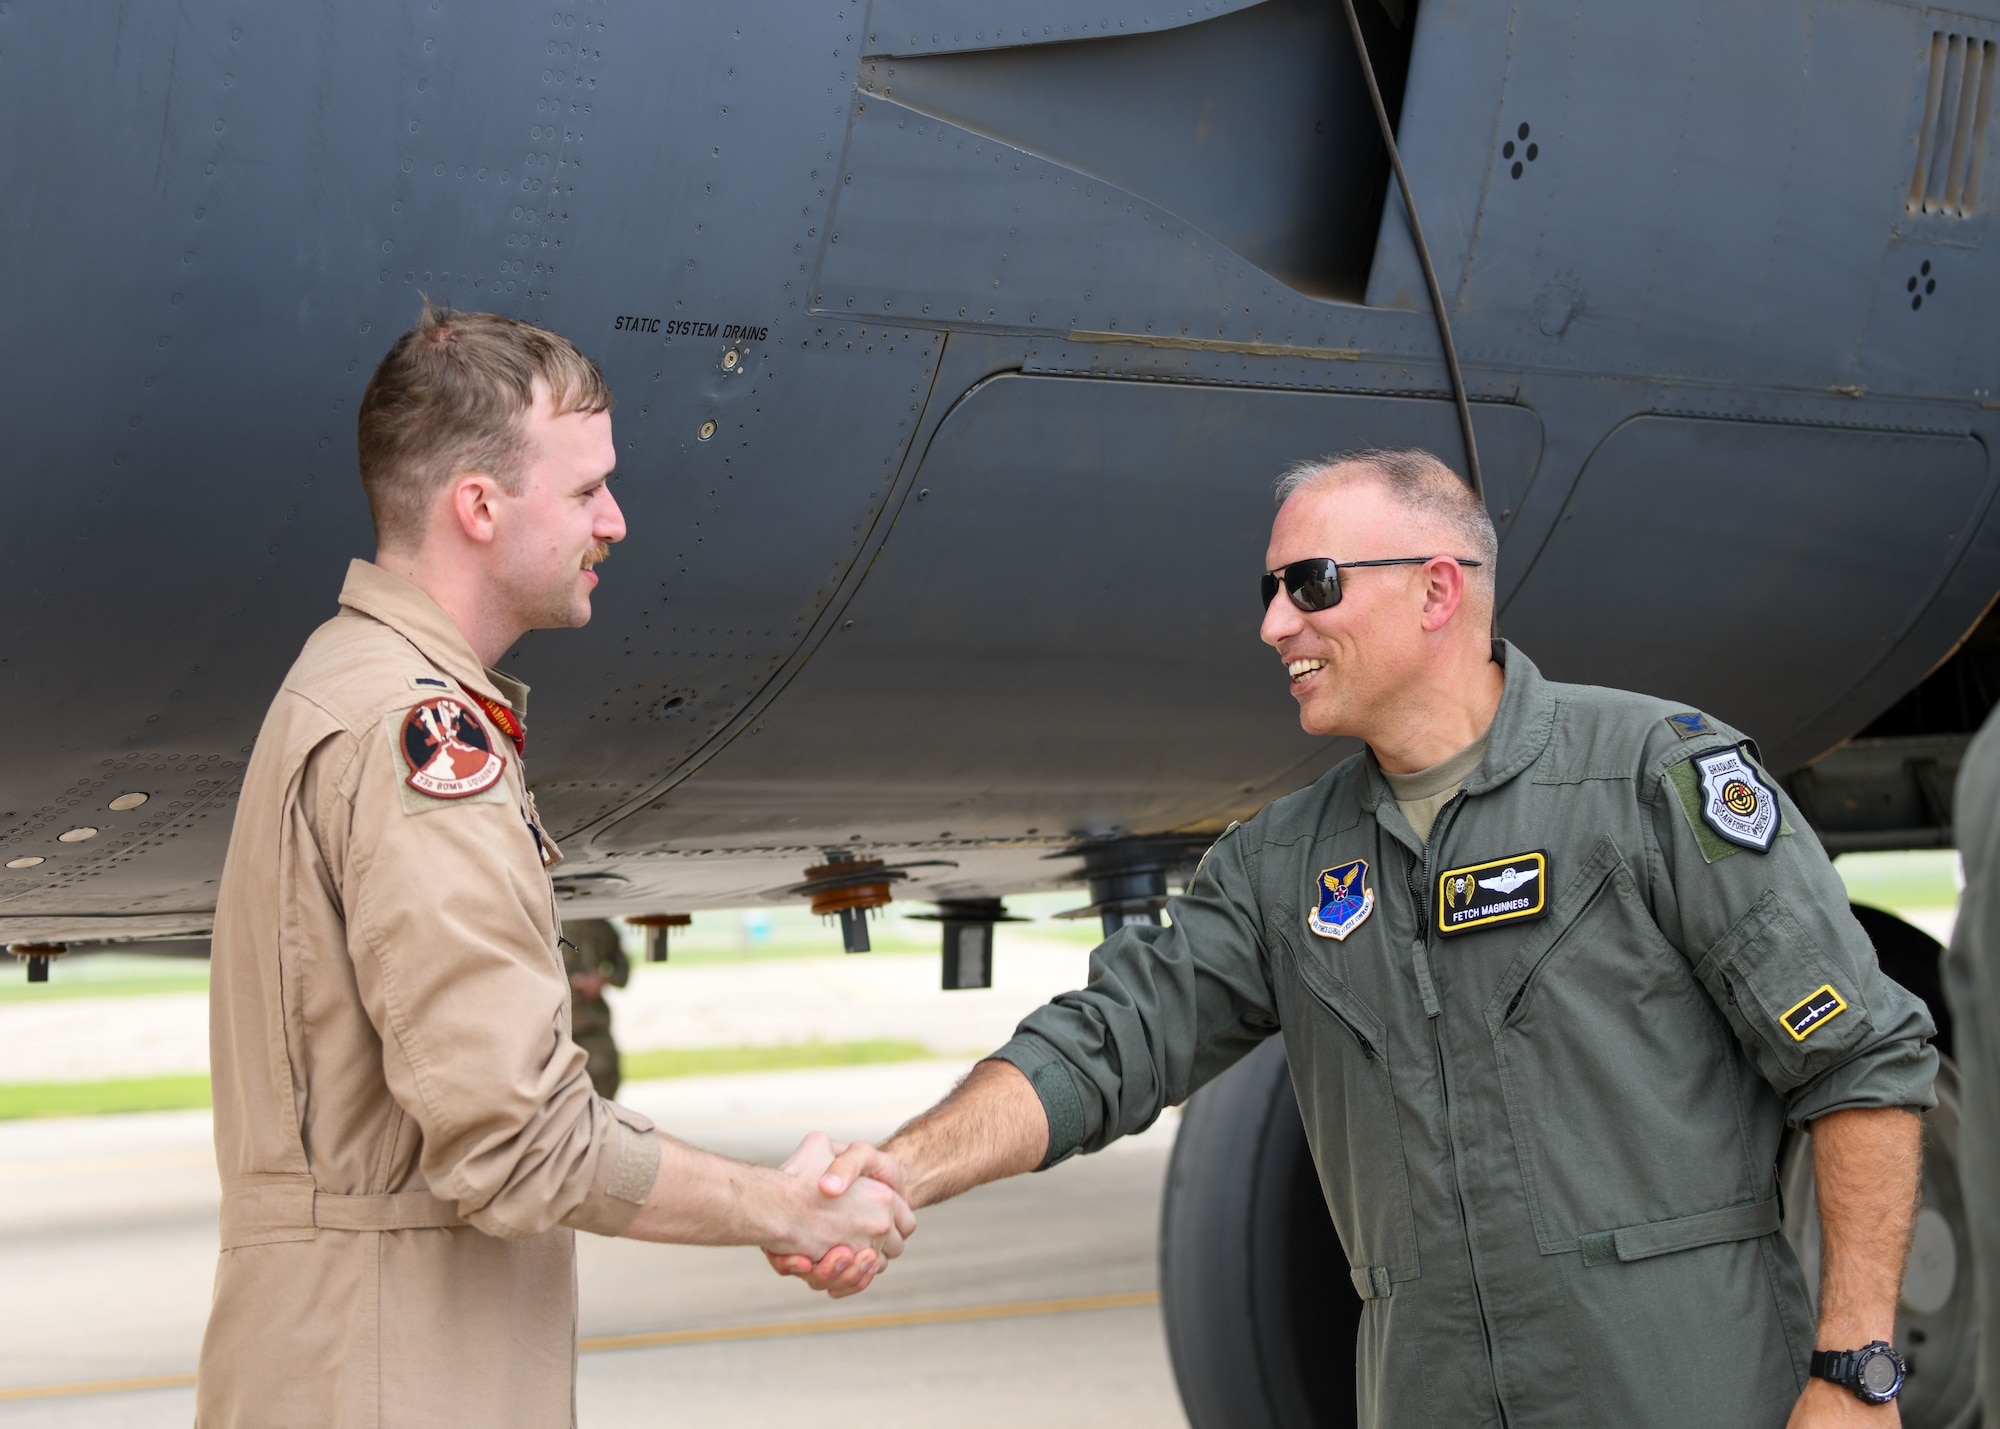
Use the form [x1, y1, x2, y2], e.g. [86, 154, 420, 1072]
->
[1809, 1342, 1907, 1404]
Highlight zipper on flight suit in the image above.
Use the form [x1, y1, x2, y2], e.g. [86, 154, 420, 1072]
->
[1407, 792, 1511, 1427]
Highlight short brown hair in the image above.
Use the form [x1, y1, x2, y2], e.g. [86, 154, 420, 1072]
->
[356, 303, 613, 548]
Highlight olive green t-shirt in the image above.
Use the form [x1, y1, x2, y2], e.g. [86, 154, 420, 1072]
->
[1381, 727, 1492, 845]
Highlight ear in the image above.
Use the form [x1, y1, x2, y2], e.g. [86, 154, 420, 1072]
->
[1418, 557, 1467, 633]
[447, 472, 505, 547]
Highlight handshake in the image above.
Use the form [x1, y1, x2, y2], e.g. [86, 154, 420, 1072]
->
[759, 1131, 910, 1298]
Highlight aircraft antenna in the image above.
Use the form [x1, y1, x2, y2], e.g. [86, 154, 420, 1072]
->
[1338, 0, 1484, 502]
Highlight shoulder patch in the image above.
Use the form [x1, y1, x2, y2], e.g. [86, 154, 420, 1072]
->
[398, 696, 507, 799]
[1437, 851, 1549, 936]
[1309, 859, 1374, 940]
[1691, 745, 1779, 853]
[1782, 984, 1848, 1041]
[1666, 746, 1792, 862]
[1665, 711, 1713, 740]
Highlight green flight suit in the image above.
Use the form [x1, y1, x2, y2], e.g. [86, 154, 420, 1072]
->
[1946, 707, 2000, 1427]
[994, 642, 1936, 1429]
[562, 919, 630, 1100]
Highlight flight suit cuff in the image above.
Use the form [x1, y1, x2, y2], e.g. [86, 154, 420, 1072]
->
[565, 1102, 662, 1237]
[989, 1037, 1087, 1170]
[1786, 1039, 1940, 1128]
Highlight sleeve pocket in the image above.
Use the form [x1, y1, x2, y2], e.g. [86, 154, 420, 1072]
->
[1695, 890, 1873, 1092]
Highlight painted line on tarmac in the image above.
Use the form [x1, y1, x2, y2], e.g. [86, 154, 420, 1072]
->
[578, 1290, 1162, 1352]
[0, 1291, 1162, 1402]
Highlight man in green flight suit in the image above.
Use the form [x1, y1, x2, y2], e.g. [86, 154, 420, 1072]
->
[776, 448, 1938, 1428]
[1947, 709, 2000, 1427]
[562, 918, 630, 1099]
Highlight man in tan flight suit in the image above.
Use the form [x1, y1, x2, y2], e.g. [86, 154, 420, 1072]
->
[198, 306, 912, 1428]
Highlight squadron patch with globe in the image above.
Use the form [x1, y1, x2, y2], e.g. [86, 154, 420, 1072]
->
[399, 696, 507, 798]
[1692, 745, 1779, 853]
[1309, 859, 1374, 940]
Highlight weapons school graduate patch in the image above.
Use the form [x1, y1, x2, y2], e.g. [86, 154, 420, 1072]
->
[1692, 745, 1779, 853]
[1437, 851, 1549, 937]
[399, 696, 507, 799]
[1309, 859, 1375, 941]
[1782, 984, 1848, 1041]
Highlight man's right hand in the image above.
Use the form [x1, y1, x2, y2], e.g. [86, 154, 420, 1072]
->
[761, 1132, 914, 1295]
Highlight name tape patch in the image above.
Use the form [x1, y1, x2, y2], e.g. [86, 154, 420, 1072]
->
[1782, 984, 1848, 1042]
[1437, 851, 1550, 937]
[1693, 745, 1779, 853]
[400, 696, 507, 799]
[1309, 859, 1375, 941]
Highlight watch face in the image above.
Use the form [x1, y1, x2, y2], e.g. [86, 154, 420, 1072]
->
[1858, 1348, 1903, 1399]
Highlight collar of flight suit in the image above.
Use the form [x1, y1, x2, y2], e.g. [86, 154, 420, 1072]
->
[335, 559, 531, 721]
[1359, 638, 1558, 822]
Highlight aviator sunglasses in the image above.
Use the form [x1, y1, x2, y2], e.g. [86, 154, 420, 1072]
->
[1261, 556, 1484, 613]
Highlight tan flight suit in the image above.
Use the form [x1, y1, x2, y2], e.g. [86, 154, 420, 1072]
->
[198, 560, 661, 1429]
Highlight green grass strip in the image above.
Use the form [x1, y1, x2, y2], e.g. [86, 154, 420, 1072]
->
[0, 1041, 951, 1121]
[619, 1039, 941, 1081]
[0, 1074, 213, 1121]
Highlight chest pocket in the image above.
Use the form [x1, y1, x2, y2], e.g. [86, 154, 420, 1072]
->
[1277, 922, 1422, 1290]
[1483, 837, 1762, 1255]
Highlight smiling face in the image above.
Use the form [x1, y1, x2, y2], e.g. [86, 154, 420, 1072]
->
[488, 381, 624, 634]
[1259, 473, 1458, 741]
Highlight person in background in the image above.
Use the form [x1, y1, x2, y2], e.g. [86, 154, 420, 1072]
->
[563, 918, 630, 1099]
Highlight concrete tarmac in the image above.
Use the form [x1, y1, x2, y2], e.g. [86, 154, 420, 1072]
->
[0, 1061, 1188, 1428]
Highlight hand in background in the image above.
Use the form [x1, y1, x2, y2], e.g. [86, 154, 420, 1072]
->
[761, 1133, 913, 1297]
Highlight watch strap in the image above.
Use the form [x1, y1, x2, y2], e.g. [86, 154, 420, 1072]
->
[1809, 1348, 1853, 1385]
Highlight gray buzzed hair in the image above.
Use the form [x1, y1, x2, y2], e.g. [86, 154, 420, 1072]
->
[1274, 447, 1499, 579]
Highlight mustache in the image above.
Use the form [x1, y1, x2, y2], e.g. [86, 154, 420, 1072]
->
[582, 540, 611, 570]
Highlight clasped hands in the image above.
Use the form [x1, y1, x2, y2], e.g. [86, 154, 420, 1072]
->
[763, 1132, 908, 1298]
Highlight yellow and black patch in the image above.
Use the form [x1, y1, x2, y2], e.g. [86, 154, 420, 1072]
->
[1436, 851, 1550, 937]
[1781, 984, 1848, 1041]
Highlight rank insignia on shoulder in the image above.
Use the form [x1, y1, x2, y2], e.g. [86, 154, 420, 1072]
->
[1781, 983, 1848, 1041]
[407, 674, 452, 692]
[399, 696, 507, 799]
[1437, 851, 1550, 936]
[1692, 745, 1779, 853]
[1666, 711, 1714, 740]
[1309, 859, 1374, 941]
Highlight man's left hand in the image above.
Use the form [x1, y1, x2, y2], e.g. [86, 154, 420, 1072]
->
[569, 970, 607, 999]
[1786, 1378, 1900, 1428]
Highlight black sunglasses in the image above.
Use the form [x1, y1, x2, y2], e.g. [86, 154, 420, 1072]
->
[1261, 556, 1484, 613]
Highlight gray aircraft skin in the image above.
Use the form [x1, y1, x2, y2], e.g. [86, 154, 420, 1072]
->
[3, 1, 1997, 1424]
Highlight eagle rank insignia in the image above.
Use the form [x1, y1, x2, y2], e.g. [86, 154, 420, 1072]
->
[1310, 859, 1374, 941]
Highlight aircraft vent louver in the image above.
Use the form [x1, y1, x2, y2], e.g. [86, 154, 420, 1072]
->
[1908, 30, 1997, 216]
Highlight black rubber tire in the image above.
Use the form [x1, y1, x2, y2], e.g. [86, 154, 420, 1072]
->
[1851, 902, 1955, 1057]
[1160, 1035, 1357, 1429]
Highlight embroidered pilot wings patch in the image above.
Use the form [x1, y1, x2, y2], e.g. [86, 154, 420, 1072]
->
[399, 696, 507, 798]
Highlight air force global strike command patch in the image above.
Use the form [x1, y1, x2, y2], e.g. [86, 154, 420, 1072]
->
[1693, 745, 1779, 853]
[399, 697, 507, 799]
[1309, 860, 1374, 940]
[1437, 851, 1550, 936]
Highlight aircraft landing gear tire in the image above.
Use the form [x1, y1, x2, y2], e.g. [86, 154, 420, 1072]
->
[1160, 1035, 1355, 1429]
